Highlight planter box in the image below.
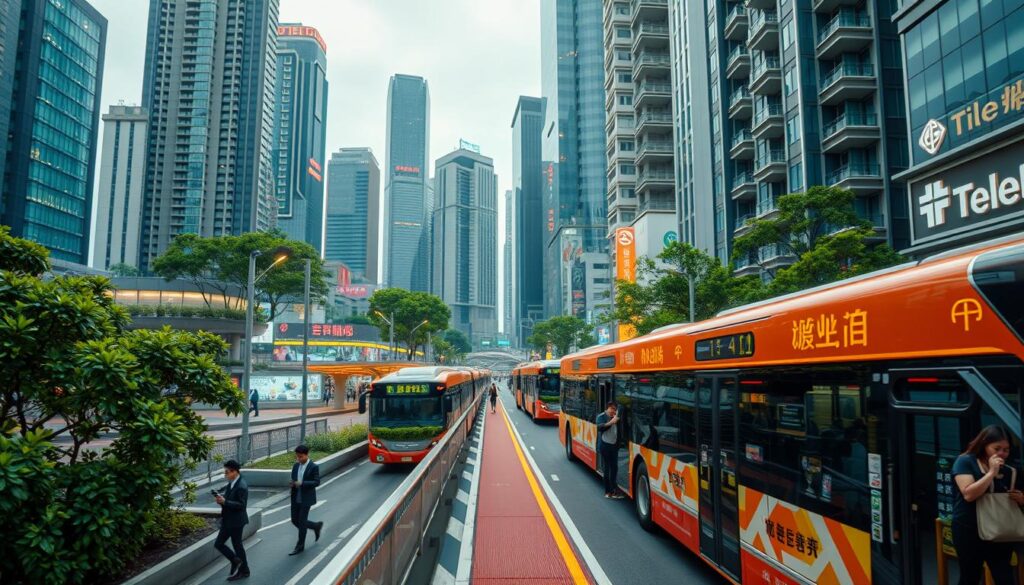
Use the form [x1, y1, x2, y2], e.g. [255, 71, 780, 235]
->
[119, 508, 262, 585]
[243, 441, 369, 487]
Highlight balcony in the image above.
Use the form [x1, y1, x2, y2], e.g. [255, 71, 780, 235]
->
[750, 57, 781, 95]
[812, 0, 861, 13]
[819, 63, 876, 106]
[733, 212, 756, 236]
[758, 243, 797, 268]
[635, 140, 674, 164]
[733, 254, 761, 276]
[635, 82, 672, 107]
[632, 0, 668, 23]
[753, 149, 787, 181]
[633, 52, 671, 79]
[756, 199, 779, 218]
[751, 104, 783, 139]
[729, 87, 753, 119]
[748, 9, 779, 51]
[825, 163, 884, 194]
[731, 172, 757, 200]
[636, 169, 674, 193]
[745, 0, 775, 10]
[817, 13, 873, 60]
[639, 197, 677, 214]
[730, 130, 755, 160]
[633, 22, 670, 52]
[821, 113, 880, 153]
[724, 4, 748, 41]
[637, 111, 673, 133]
[726, 46, 751, 79]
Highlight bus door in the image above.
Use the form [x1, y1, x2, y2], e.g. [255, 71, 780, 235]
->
[595, 376, 616, 475]
[890, 367, 1022, 585]
[696, 373, 740, 580]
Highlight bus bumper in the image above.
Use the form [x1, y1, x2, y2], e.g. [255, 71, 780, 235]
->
[369, 443, 431, 464]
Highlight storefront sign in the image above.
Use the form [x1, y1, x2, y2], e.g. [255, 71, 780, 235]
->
[915, 75, 1024, 161]
[909, 138, 1024, 246]
[275, 322, 380, 342]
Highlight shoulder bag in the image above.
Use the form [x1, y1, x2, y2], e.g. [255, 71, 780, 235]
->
[977, 465, 1024, 542]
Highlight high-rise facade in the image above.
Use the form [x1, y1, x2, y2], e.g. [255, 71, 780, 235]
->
[93, 105, 148, 271]
[139, 0, 280, 270]
[511, 96, 545, 344]
[503, 189, 515, 347]
[273, 24, 328, 254]
[0, 0, 106, 264]
[324, 148, 380, 283]
[383, 74, 431, 291]
[540, 0, 612, 322]
[432, 149, 498, 350]
[706, 0, 908, 273]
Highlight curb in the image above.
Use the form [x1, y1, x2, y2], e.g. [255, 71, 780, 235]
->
[205, 412, 346, 432]
[243, 441, 369, 487]
[119, 508, 263, 585]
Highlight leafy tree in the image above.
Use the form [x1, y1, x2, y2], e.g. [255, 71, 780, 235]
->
[527, 315, 596, 357]
[441, 329, 471, 355]
[108, 262, 140, 277]
[605, 242, 764, 335]
[432, 338, 458, 364]
[368, 288, 451, 359]
[0, 227, 244, 584]
[152, 231, 329, 321]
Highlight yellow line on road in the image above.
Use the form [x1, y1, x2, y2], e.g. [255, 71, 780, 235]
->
[497, 400, 590, 585]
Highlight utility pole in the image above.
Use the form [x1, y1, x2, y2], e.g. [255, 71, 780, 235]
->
[300, 258, 311, 444]
[239, 250, 259, 464]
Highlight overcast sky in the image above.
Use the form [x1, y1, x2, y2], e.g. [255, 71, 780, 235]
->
[89, 0, 543, 332]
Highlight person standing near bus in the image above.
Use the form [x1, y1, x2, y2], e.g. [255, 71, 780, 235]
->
[596, 401, 623, 499]
[489, 383, 498, 413]
[952, 425, 1024, 585]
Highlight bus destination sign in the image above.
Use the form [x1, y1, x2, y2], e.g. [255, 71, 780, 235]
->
[695, 332, 755, 361]
[385, 384, 431, 395]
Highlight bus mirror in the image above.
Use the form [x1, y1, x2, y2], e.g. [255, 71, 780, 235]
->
[358, 392, 367, 414]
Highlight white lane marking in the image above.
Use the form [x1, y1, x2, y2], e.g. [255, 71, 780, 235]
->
[180, 538, 263, 585]
[282, 524, 359, 585]
[310, 500, 326, 511]
[258, 517, 293, 533]
[551, 474, 560, 482]
[505, 413, 613, 585]
[445, 516, 465, 539]
[530, 445, 536, 450]
[265, 502, 290, 515]
[319, 466, 355, 489]
[256, 501, 324, 533]
[357, 460, 369, 466]
[451, 405, 487, 584]
[455, 490, 470, 505]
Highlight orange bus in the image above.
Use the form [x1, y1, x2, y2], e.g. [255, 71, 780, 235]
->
[559, 236, 1024, 585]
[513, 359, 562, 421]
[360, 366, 490, 465]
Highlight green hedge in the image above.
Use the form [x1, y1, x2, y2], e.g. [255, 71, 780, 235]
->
[538, 395, 561, 404]
[305, 424, 368, 453]
[247, 450, 332, 470]
[122, 304, 268, 322]
[146, 509, 209, 546]
[370, 426, 443, 441]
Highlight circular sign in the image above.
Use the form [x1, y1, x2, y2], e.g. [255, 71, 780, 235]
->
[617, 230, 635, 246]
[663, 231, 678, 246]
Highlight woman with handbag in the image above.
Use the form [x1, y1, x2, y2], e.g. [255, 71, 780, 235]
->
[953, 425, 1024, 584]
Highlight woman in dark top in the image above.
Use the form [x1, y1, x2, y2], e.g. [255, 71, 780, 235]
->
[952, 425, 1024, 585]
[488, 383, 498, 413]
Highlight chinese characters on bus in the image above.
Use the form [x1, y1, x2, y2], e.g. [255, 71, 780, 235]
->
[765, 519, 820, 559]
[385, 384, 430, 395]
[791, 309, 868, 351]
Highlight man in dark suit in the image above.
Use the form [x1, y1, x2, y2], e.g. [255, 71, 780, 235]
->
[214, 460, 250, 581]
[248, 388, 259, 417]
[289, 444, 324, 555]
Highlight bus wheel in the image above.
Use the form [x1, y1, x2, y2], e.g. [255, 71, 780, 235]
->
[634, 465, 655, 532]
[565, 428, 575, 462]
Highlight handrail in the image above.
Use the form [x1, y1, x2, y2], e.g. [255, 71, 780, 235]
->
[823, 113, 878, 138]
[820, 63, 874, 88]
[310, 390, 485, 584]
[818, 13, 870, 43]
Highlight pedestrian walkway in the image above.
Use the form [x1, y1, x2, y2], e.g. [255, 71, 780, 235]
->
[465, 400, 593, 584]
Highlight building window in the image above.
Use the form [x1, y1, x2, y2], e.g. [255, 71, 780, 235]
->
[616, 27, 631, 38]
[618, 94, 633, 106]
[619, 164, 636, 175]
[789, 162, 803, 191]
[786, 114, 801, 145]
[618, 72, 632, 83]
[619, 140, 635, 152]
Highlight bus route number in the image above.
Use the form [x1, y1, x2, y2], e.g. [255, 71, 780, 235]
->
[386, 384, 429, 395]
[695, 332, 755, 361]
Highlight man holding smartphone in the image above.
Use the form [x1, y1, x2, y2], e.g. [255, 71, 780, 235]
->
[596, 401, 623, 499]
[289, 445, 323, 555]
[214, 460, 250, 580]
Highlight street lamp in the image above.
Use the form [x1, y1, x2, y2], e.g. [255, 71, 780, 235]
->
[409, 319, 428, 361]
[239, 247, 289, 464]
[373, 310, 395, 361]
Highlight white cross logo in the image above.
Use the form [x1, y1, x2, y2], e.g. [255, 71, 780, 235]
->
[919, 180, 951, 228]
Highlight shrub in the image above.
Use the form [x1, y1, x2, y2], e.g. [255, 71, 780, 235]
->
[306, 424, 368, 453]
[369, 426, 443, 441]
[147, 509, 209, 546]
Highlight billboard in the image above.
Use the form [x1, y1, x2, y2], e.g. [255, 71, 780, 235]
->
[615, 227, 638, 342]
[249, 374, 323, 401]
[274, 322, 381, 343]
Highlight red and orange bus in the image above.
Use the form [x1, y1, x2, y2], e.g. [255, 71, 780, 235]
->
[512, 359, 562, 422]
[360, 366, 490, 465]
[560, 236, 1024, 585]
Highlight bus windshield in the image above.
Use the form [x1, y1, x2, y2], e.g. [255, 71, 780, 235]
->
[370, 396, 444, 428]
[540, 374, 560, 398]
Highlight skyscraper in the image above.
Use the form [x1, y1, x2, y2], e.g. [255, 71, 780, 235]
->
[0, 0, 19, 190]
[324, 148, 380, 283]
[0, 0, 107, 264]
[432, 148, 498, 350]
[93, 105, 148, 271]
[503, 189, 515, 347]
[273, 24, 328, 254]
[139, 0, 280, 270]
[540, 0, 611, 322]
[383, 74, 430, 291]
[511, 96, 545, 344]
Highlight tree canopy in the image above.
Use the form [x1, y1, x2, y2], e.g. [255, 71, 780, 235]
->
[526, 315, 596, 357]
[0, 227, 244, 583]
[368, 288, 451, 359]
[151, 231, 329, 321]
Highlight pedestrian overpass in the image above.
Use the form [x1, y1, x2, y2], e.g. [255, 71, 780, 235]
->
[462, 350, 527, 372]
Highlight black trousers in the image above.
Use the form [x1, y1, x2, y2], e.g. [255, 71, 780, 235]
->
[291, 502, 317, 547]
[249, 400, 259, 416]
[600, 442, 619, 494]
[952, 521, 1016, 585]
[214, 525, 247, 570]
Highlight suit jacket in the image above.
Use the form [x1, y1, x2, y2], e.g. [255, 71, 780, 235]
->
[220, 476, 249, 530]
[290, 461, 321, 506]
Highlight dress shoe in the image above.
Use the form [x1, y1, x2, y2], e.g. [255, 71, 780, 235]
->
[288, 547, 304, 556]
[229, 558, 242, 576]
[226, 571, 250, 581]
[314, 522, 323, 542]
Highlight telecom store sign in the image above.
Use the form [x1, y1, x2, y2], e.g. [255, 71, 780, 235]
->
[909, 138, 1024, 245]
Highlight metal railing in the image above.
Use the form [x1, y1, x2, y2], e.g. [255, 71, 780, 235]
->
[752, 103, 783, 126]
[751, 56, 781, 80]
[311, 392, 484, 584]
[755, 149, 786, 170]
[731, 129, 753, 148]
[635, 22, 670, 35]
[750, 9, 778, 31]
[818, 13, 871, 44]
[823, 113, 878, 138]
[826, 163, 882, 185]
[727, 45, 749, 65]
[637, 112, 673, 126]
[820, 63, 874, 89]
[732, 171, 755, 189]
[181, 418, 329, 481]
[734, 212, 756, 230]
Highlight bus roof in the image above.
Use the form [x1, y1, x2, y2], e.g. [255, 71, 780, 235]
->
[375, 366, 480, 386]
[515, 359, 561, 375]
[563, 236, 1024, 375]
